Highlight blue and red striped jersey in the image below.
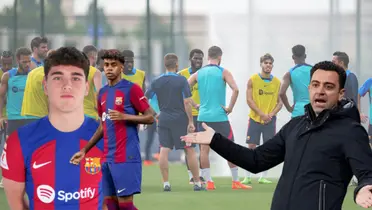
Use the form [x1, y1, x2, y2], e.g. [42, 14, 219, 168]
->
[0, 117, 104, 210]
[97, 79, 150, 163]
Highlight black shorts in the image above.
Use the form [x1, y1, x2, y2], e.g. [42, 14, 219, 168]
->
[246, 116, 276, 145]
[7, 119, 38, 136]
[197, 121, 234, 141]
[158, 123, 195, 150]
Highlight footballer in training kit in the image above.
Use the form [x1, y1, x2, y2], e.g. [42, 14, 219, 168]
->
[71, 49, 154, 210]
[1, 47, 104, 210]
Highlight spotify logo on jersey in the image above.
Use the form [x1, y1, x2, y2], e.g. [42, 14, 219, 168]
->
[37, 185, 56, 203]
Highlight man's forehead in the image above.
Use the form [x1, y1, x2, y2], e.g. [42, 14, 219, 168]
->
[49, 65, 85, 75]
[311, 69, 338, 83]
[104, 59, 120, 63]
[1, 57, 12, 62]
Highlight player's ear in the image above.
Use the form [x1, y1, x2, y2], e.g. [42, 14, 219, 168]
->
[84, 79, 89, 96]
[43, 77, 48, 96]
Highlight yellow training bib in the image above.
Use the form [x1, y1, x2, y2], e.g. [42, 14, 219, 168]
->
[121, 68, 145, 89]
[84, 66, 99, 120]
[21, 66, 48, 118]
[248, 73, 280, 124]
[178, 68, 200, 116]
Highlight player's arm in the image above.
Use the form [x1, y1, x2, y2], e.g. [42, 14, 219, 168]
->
[82, 122, 104, 154]
[142, 75, 146, 92]
[188, 72, 198, 88]
[350, 73, 359, 105]
[246, 78, 264, 116]
[125, 84, 154, 124]
[223, 69, 239, 112]
[182, 78, 193, 124]
[279, 72, 292, 112]
[1, 132, 28, 210]
[0, 72, 9, 118]
[93, 70, 102, 93]
[358, 78, 372, 112]
[270, 83, 283, 117]
[209, 120, 287, 173]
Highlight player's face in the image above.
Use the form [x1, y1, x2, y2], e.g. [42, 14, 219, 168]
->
[37, 43, 49, 59]
[0, 57, 13, 72]
[190, 53, 203, 69]
[104, 59, 123, 80]
[44, 65, 89, 113]
[308, 69, 344, 115]
[260, 59, 273, 74]
[89, 52, 98, 67]
[124, 57, 134, 71]
[17, 55, 31, 71]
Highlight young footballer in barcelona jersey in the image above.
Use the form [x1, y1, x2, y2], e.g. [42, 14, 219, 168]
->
[1, 47, 105, 210]
[242, 53, 282, 185]
[178, 49, 205, 184]
[71, 49, 154, 210]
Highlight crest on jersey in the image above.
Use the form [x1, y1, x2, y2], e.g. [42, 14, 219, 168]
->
[84, 157, 101, 175]
[115, 97, 123, 105]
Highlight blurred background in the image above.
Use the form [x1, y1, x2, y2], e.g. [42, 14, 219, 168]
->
[0, 0, 371, 178]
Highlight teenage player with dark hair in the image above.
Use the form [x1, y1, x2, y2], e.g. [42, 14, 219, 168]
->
[70, 49, 154, 210]
[1, 46, 105, 210]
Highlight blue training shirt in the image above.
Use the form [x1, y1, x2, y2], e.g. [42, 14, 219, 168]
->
[359, 78, 372, 124]
[197, 64, 228, 122]
[289, 63, 312, 117]
[145, 72, 191, 127]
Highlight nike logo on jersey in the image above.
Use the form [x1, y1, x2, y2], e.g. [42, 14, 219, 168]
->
[33, 161, 52, 169]
[117, 188, 126, 193]
[140, 96, 146, 100]
[101, 101, 106, 105]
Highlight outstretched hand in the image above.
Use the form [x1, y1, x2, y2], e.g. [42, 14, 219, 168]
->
[181, 123, 215, 145]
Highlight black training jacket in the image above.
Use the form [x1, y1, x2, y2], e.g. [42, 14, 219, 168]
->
[210, 99, 372, 210]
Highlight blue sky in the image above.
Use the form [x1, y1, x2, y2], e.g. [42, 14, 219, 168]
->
[0, 0, 356, 15]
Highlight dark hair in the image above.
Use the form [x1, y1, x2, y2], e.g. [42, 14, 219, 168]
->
[189, 49, 204, 59]
[44, 47, 90, 80]
[82, 45, 98, 55]
[96, 49, 105, 65]
[122, 50, 134, 58]
[1, 50, 12, 58]
[101, 49, 125, 64]
[15, 47, 32, 59]
[333, 51, 349, 68]
[164, 53, 178, 69]
[292, 45, 306, 57]
[31, 37, 48, 50]
[260, 53, 274, 63]
[208, 46, 222, 59]
[310, 61, 346, 89]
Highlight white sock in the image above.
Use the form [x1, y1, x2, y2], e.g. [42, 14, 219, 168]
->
[204, 168, 213, 182]
[260, 170, 268, 179]
[245, 170, 251, 178]
[230, 167, 239, 181]
[187, 170, 193, 180]
[194, 181, 201, 187]
[163, 181, 170, 187]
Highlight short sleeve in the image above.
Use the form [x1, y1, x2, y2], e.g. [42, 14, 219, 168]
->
[182, 77, 192, 98]
[359, 78, 372, 96]
[130, 84, 150, 113]
[1, 132, 26, 182]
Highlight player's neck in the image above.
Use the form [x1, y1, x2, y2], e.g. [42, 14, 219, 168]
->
[108, 77, 121, 86]
[208, 60, 219, 65]
[294, 59, 306, 65]
[32, 53, 41, 62]
[17, 66, 28, 73]
[190, 66, 199, 73]
[48, 109, 85, 132]
[123, 68, 133, 75]
[166, 69, 177, 73]
[260, 71, 271, 78]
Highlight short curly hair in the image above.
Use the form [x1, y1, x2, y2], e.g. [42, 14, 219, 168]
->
[310, 61, 346, 89]
[101, 49, 124, 64]
[44, 47, 90, 80]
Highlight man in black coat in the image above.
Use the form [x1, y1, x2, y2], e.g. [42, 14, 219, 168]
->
[181, 61, 372, 210]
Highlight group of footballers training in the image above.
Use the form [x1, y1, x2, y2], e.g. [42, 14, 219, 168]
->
[0, 34, 367, 210]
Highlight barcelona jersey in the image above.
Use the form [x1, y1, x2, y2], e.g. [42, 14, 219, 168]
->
[1, 117, 104, 210]
[97, 79, 150, 163]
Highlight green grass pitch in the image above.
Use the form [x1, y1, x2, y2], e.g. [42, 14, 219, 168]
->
[0, 164, 364, 209]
